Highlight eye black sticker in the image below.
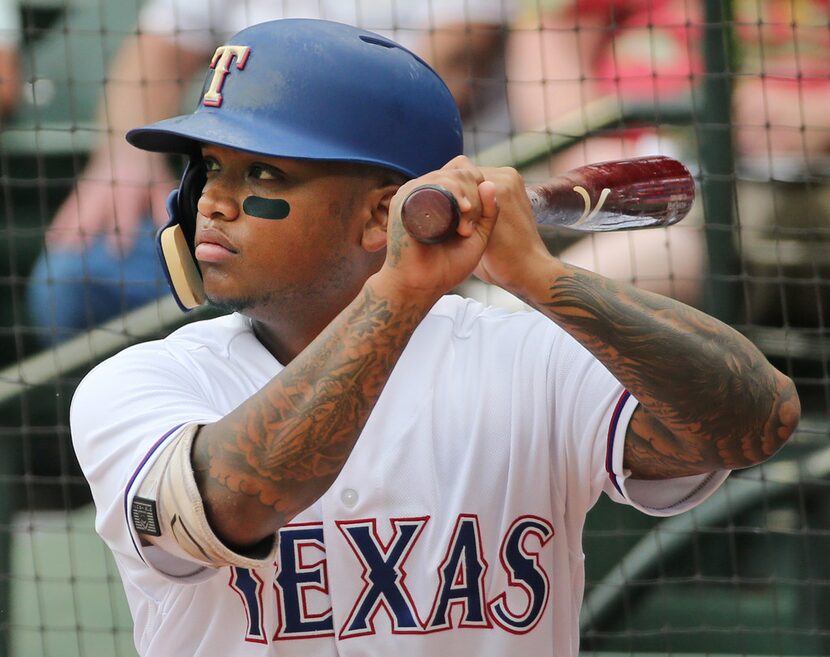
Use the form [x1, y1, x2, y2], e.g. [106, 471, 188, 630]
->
[243, 196, 290, 220]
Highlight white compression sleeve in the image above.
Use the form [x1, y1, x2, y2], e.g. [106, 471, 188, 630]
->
[132, 424, 278, 569]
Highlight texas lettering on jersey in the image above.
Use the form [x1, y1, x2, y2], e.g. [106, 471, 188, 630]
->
[229, 514, 555, 644]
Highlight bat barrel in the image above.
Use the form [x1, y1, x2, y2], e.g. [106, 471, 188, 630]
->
[400, 155, 696, 242]
[528, 156, 694, 232]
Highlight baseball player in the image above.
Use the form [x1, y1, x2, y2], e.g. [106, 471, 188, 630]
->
[70, 18, 800, 657]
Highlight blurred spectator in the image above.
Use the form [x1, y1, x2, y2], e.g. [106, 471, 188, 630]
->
[27, 0, 516, 345]
[506, 0, 830, 318]
[508, 0, 701, 169]
[506, 0, 707, 306]
[733, 0, 829, 165]
[0, 0, 21, 117]
[730, 0, 830, 328]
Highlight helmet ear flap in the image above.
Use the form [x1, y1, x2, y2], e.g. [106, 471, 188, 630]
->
[156, 157, 207, 311]
[177, 156, 207, 250]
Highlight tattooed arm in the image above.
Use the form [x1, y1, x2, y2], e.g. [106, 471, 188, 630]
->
[471, 163, 801, 481]
[526, 262, 800, 479]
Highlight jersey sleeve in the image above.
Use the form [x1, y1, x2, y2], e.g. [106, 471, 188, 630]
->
[70, 344, 225, 586]
[602, 390, 729, 516]
[546, 326, 729, 519]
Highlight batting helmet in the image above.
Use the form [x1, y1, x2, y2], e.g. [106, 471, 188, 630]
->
[126, 18, 464, 310]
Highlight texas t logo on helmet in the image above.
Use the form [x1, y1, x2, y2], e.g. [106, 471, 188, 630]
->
[203, 45, 251, 107]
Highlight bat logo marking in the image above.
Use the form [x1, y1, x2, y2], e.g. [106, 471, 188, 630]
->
[573, 185, 611, 226]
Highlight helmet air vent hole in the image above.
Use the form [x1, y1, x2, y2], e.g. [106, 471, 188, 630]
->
[359, 35, 396, 49]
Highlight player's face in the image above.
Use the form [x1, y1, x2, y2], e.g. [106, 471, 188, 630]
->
[194, 145, 384, 323]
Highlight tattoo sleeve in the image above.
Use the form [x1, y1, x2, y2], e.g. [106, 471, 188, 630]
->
[529, 263, 800, 480]
[192, 280, 431, 545]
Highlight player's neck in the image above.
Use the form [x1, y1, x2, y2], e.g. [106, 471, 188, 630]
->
[246, 274, 375, 364]
[249, 316, 325, 365]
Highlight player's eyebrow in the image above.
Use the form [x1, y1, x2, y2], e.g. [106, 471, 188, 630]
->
[199, 145, 287, 174]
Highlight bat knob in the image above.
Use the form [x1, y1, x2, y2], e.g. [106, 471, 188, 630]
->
[400, 184, 461, 244]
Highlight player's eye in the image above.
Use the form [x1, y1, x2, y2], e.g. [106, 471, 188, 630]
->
[249, 164, 284, 181]
[202, 157, 220, 174]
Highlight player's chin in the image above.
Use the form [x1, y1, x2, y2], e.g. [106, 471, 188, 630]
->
[201, 272, 256, 313]
[204, 289, 256, 314]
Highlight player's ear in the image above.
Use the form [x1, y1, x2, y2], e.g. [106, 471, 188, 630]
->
[361, 183, 399, 253]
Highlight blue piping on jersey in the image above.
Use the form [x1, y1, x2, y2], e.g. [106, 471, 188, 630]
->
[605, 390, 631, 497]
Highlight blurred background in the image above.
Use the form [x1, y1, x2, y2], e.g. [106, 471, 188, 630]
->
[0, 0, 828, 655]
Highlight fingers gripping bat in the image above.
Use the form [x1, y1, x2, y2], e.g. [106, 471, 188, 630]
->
[399, 155, 695, 244]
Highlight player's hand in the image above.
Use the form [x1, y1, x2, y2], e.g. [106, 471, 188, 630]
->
[380, 155, 500, 299]
[471, 166, 553, 296]
[46, 148, 175, 254]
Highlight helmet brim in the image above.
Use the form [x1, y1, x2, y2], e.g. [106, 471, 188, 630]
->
[127, 111, 420, 179]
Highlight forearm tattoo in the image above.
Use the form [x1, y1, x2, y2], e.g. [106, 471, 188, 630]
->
[195, 286, 427, 530]
[535, 267, 798, 479]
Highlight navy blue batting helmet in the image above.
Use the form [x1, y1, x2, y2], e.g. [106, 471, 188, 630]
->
[126, 18, 464, 310]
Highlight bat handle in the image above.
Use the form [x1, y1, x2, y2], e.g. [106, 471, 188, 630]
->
[400, 184, 460, 244]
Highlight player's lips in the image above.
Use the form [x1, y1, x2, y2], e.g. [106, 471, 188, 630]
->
[195, 228, 239, 263]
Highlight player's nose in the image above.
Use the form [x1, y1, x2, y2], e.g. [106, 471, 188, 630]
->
[197, 177, 241, 222]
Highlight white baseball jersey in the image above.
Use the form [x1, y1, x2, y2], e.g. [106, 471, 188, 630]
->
[71, 295, 728, 657]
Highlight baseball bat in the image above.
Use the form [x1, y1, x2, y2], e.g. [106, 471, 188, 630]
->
[400, 155, 695, 244]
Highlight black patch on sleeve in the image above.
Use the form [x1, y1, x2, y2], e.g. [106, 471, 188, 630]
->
[132, 497, 162, 537]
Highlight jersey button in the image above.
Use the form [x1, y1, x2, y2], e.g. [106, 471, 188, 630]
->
[340, 488, 359, 508]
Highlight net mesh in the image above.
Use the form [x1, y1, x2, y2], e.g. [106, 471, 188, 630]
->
[1, 0, 828, 655]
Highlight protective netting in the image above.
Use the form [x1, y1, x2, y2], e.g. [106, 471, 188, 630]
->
[0, 1, 828, 655]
